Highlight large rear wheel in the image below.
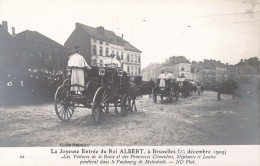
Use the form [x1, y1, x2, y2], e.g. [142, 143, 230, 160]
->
[54, 86, 74, 121]
[152, 88, 157, 103]
[92, 88, 108, 123]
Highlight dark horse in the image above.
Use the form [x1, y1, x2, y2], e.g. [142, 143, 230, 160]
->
[121, 72, 138, 112]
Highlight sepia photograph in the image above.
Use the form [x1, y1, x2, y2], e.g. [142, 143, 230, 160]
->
[0, 0, 259, 165]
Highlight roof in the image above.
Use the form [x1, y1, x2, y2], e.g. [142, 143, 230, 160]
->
[0, 26, 12, 42]
[76, 23, 141, 53]
[0, 27, 13, 51]
[15, 30, 65, 49]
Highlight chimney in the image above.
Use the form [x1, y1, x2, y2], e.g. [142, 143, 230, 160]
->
[122, 34, 124, 39]
[2, 21, 8, 32]
[97, 26, 104, 32]
[240, 59, 243, 63]
[12, 27, 15, 36]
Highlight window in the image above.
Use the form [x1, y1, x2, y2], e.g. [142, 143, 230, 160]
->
[127, 54, 129, 62]
[106, 47, 109, 56]
[135, 55, 137, 63]
[181, 73, 185, 77]
[92, 45, 97, 55]
[99, 46, 103, 56]
[181, 67, 184, 71]
[138, 56, 140, 63]
[100, 40, 103, 45]
[131, 66, 133, 75]
[138, 67, 141, 75]
[93, 39, 97, 43]
[135, 66, 137, 75]
[121, 52, 124, 61]
[127, 66, 130, 73]
[131, 54, 133, 62]
[116, 51, 119, 57]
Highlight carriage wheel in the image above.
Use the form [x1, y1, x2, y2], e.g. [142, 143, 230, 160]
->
[92, 88, 108, 123]
[54, 86, 74, 121]
[121, 94, 130, 116]
[169, 88, 174, 103]
[152, 88, 157, 103]
[175, 91, 179, 101]
[161, 94, 163, 101]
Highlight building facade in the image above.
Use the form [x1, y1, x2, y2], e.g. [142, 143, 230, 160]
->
[173, 63, 193, 80]
[65, 23, 142, 78]
[236, 58, 260, 77]
[215, 67, 229, 83]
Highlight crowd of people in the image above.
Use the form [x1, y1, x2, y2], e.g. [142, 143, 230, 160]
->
[0, 46, 241, 105]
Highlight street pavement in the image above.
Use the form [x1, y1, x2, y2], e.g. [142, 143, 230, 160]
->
[0, 91, 259, 146]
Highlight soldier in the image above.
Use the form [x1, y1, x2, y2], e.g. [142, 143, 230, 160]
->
[67, 46, 91, 94]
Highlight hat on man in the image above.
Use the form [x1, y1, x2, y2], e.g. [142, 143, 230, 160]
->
[74, 46, 80, 53]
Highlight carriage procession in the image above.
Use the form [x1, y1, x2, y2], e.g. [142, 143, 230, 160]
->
[151, 70, 204, 103]
[53, 46, 205, 124]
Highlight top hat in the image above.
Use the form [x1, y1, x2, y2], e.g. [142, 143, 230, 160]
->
[74, 46, 80, 52]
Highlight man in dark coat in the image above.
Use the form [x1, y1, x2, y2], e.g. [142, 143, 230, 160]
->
[216, 84, 222, 101]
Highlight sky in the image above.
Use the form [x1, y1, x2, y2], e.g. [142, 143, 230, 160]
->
[0, 0, 259, 68]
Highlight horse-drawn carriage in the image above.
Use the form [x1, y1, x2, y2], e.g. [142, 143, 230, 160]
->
[54, 65, 132, 123]
[177, 77, 194, 98]
[152, 78, 179, 103]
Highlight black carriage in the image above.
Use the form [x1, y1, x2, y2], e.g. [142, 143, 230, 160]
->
[54, 66, 131, 123]
[152, 79, 179, 103]
[177, 78, 194, 97]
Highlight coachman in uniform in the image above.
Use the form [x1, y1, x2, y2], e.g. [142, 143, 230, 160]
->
[67, 46, 91, 94]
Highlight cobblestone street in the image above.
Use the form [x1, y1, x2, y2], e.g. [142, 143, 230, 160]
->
[0, 91, 259, 146]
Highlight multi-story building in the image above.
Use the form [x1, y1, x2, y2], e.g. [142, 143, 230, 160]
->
[196, 69, 216, 84]
[173, 63, 193, 80]
[65, 23, 142, 78]
[0, 21, 70, 77]
[236, 58, 259, 77]
[215, 67, 229, 83]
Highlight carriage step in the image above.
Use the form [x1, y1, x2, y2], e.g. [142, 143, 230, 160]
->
[68, 95, 86, 99]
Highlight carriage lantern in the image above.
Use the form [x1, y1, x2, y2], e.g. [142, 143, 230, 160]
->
[99, 67, 105, 76]
[66, 69, 71, 78]
[118, 69, 123, 77]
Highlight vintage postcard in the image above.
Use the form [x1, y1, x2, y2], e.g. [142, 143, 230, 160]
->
[0, 0, 259, 165]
